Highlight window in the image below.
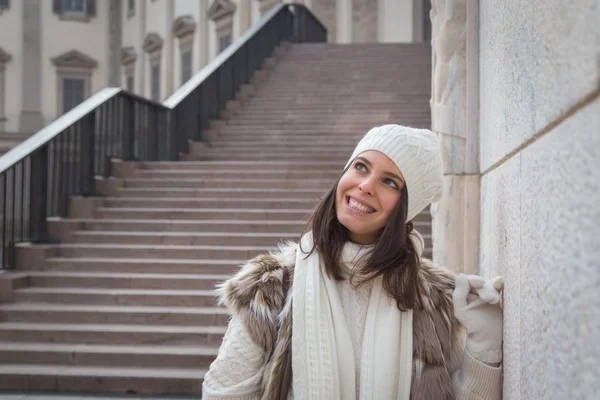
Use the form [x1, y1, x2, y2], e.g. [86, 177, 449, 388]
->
[128, 0, 135, 17]
[126, 75, 134, 92]
[151, 64, 160, 101]
[0, 0, 10, 11]
[53, 0, 96, 20]
[181, 51, 192, 84]
[62, 78, 85, 113]
[219, 34, 231, 53]
[52, 49, 96, 115]
[64, 0, 85, 12]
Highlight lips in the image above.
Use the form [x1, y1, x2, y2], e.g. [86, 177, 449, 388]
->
[346, 196, 376, 214]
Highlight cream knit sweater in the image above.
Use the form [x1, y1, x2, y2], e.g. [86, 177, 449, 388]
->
[202, 279, 502, 400]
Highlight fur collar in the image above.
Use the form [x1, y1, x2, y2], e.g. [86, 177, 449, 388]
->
[217, 242, 465, 400]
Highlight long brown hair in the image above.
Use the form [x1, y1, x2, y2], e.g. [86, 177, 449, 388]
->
[301, 167, 422, 311]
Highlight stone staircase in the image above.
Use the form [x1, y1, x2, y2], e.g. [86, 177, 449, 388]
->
[0, 43, 432, 395]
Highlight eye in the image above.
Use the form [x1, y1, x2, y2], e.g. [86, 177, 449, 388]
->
[384, 178, 399, 189]
[354, 162, 367, 172]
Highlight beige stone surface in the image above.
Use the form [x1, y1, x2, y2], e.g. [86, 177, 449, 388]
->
[431, 174, 480, 274]
[518, 98, 599, 400]
[479, 0, 599, 171]
[479, 154, 521, 399]
[532, 0, 600, 132]
[479, 0, 535, 172]
[352, 0, 378, 43]
[480, 98, 599, 399]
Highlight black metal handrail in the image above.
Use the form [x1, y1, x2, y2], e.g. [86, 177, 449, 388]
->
[0, 3, 326, 269]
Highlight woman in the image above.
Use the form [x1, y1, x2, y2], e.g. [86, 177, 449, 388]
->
[202, 125, 504, 400]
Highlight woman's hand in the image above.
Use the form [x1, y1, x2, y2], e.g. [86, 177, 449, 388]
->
[453, 274, 504, 364]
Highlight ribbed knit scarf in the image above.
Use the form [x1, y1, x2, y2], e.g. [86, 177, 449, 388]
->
[292, 231, 414, 400]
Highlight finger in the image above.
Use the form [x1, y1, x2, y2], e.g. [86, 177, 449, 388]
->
[477, 281, 500, 304]
[492, 276, 504, 291]
[466, 275, 486, 288]
[453, 273, 471, 310]
[464, 295, 485, 311]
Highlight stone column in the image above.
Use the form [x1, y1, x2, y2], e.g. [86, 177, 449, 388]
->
[336, 0, 352, 44]
[19, 0, 44, 132]
[108, 0, 122, 87]
[165, 0, 175, 96]
[430, 0, 480, 274]
[197, 0, 210, 69]
[138, 0, 147, 96]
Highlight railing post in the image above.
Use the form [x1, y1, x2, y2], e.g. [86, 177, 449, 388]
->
[122, 96, 135, 161]
[80, 113, 96, 196]
[29, 145, 49, 243]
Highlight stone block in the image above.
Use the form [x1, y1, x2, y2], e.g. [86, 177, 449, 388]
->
[94, 177, 124, 196]
[47, 217, 82, 242]
[479, 154, 521, 399]
[532, 0, 600, 132]
[110, 159, 138, 177]
[480, 0, 599, 171]
[0, 272, 28, 303]
[519, 99, 599, 399]
[14, 243, 58, 270]
[209, 119, 227, 132]
[479, 0, 535, 171]
[431, 174, 480, 274]
[68, 196, 105, 219]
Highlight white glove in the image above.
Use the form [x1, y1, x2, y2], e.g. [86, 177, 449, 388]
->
[453, 273, 504, 364]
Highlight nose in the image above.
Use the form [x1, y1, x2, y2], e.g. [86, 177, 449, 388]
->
[359, 178, 374, 195]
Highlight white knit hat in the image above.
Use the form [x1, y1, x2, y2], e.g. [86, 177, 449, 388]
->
[345, 124, 444, 222]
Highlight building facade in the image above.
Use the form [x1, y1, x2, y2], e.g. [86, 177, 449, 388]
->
[429, 0, 599, 398]
[0, 0, 429, 135]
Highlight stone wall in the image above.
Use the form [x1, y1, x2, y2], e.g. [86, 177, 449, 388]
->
[478, 0, 599, 398]
[352, 0, 377, 43]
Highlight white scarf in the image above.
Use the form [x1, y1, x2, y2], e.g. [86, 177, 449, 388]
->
[292, 231, 414, 400]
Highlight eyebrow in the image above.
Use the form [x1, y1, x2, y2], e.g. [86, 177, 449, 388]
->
[355, 156, 405, 184]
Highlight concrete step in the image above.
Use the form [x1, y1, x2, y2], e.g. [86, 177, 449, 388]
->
[103, 197, 316, 210]
[58, 217, 305, 233]
[138, 160, 345, 170]
[113, 187, 327, 199]
[13, 287, 219, 307]
[23, 271, 230, 290]
[39, 257, 244, 274]
[0, 363, 205, 394]
[72, 231, 298, 246]
[196, 145, 355, 155]
[94, 207, 311, 221]
[55, 243, 270, 260]
[0, 342, 218, 369]
[185, 152, 349, 161]
[0, 322, 226, 345]
[122, 177, 335, 190]
[207, 137, 361, 146]
[0, 303, 228, 326]
[133, 169, 341, 180]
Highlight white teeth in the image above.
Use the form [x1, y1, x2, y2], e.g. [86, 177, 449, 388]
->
[349, 197, 374, 213]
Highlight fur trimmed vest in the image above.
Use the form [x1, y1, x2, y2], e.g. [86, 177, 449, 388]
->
[217, 242, 466, 400]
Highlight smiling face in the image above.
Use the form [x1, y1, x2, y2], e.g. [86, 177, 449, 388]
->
[335, 150, 405, 245]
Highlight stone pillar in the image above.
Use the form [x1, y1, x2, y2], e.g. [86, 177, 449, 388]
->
[108, 0, 122, 87]
[197, 0, 210, 69]
[336, 0, 352, 44]
[430, 0, 480, 274]
[165, 0, 175, 96]
[19, 0, 44, 132]
[138, 0, 147, 96]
